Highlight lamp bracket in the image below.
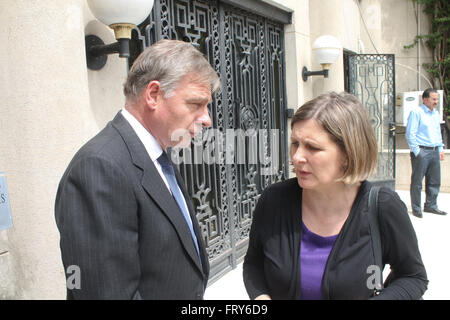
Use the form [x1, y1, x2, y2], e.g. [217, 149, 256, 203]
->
[85, 35, 130, 71]
[302, 66, 329, 82]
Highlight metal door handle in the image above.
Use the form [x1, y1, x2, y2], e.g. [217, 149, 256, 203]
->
[389, 123, 396, 136]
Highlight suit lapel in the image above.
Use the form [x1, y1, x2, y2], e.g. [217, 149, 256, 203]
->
[173, 164, 209, 276]
[111, 112, 204, 274]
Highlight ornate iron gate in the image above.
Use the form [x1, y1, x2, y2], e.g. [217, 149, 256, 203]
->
[129, 0, 289, 281]
[348, 54, 396, 189]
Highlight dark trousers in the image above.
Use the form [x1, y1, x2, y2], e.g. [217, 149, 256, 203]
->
[410, 149, 441, 212]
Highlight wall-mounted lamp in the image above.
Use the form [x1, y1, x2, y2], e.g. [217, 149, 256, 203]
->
[302, 35, 342, 81]
[86, 0, 155, 70]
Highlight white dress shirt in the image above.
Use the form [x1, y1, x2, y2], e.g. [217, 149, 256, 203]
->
[120, 109, 192, 224]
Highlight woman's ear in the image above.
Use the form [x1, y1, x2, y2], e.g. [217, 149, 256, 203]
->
[342, 156, 349, 172]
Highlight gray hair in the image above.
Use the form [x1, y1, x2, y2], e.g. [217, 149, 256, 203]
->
[123, 39, 220, 100]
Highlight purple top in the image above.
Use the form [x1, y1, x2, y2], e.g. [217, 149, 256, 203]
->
[300, 222, 338, 300]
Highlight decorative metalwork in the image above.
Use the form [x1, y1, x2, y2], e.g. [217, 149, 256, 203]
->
[129, 0, 288, 281]
[348, 54, 396, 189]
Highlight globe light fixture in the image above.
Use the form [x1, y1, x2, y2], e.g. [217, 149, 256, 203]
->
[85, 0, 155, 70]
[302, 35, 342, 81]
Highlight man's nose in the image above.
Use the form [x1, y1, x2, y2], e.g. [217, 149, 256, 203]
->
[198, 106, 212, 128]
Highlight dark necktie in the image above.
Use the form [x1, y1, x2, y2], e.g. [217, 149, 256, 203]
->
[157, 152, 201, 258]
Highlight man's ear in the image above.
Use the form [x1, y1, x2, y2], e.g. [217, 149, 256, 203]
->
[144, 80, 162, 110]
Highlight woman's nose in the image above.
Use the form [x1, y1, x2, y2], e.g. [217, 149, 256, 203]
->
[292, 147, 306, 163]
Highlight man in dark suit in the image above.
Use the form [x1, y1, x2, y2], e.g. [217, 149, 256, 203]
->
[55, 39, 220, 299]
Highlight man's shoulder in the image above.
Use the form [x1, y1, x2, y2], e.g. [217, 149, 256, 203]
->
[411, 104, 425, 114]
[407, 105, 423, 122]
[70, 121, 128, 165]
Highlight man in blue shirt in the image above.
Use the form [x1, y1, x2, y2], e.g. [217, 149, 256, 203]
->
[406, 88, 446, 218]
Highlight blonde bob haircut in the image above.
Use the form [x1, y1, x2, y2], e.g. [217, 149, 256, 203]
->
[291, 92, 378, 185]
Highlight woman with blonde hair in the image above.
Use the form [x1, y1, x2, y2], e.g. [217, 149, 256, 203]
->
[243, 92, 427, 300]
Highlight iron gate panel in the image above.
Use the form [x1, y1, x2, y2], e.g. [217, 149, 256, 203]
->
[348, 54, 396, 190]
[129, 0, 288, 281]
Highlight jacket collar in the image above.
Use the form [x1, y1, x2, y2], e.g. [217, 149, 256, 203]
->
[320, 180, 371, 298]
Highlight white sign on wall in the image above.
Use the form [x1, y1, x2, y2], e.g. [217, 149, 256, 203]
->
[0, 172, 13, 231]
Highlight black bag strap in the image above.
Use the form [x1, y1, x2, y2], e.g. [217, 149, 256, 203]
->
[368, 186, 383, 293]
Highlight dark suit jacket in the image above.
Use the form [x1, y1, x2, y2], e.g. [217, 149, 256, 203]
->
[55, 112, 209, 299]
[243, 178, 428, 300]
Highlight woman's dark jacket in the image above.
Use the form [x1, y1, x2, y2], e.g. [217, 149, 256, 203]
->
[243, 178, 428, 300]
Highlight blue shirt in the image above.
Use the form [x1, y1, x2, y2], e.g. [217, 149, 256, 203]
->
[405, 104, 443, 156]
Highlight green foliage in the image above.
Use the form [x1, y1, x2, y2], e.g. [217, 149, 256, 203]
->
[405, 0, 450, 118]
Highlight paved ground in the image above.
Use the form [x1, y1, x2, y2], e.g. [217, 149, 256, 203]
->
[204, 190, 450, 300]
